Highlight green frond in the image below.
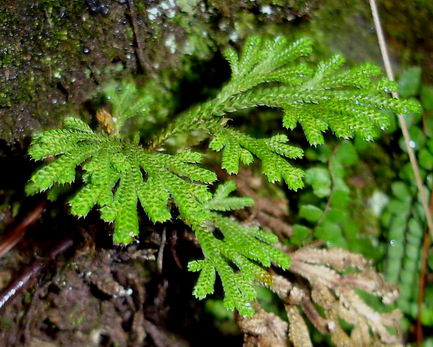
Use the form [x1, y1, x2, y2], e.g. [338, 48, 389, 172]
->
[27, 142, 99, 191]
[205, 181, 254, 211]
[69, 152, 120, 217]
[213, 214, 290, 268]
[190, 259, 216, 299]
[219, 36, 314, 99]
[210, 128, 304, 190]
[153, 34, 420, 152]
[137, 177, 172, 223]
[63, 117, 94, 132]
[27, 34, 414, 318]
[187, 180, 289, 316]
[158, 153, 217, 183]
[190, 213, 290, 316]
[108, 167, 141, 244]
[27, 118, 216, 244]
[29, 128, 106, 160]
[103, 79, 153, 131]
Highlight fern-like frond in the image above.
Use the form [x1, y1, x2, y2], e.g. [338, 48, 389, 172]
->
[27, 35, 418, 318]
[27, 117, 216, 244]
[209, 128, 304, 189]
[218, 56, 420, 145]
[219, 37, 420, 145]
[190, 220, 288, 315]
[189, 181, 290, 316]
[219, 36, 314, 99]
[155, 35, 420, 152]
[205, 180, 254, 211]
[28, 119, 289, 315]
[102, 79, 153, 135]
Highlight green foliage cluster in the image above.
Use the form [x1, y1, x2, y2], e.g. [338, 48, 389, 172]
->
[381, 67, 433, 325]
[26, 35, 417, 316]
[290, 141, 383, 259]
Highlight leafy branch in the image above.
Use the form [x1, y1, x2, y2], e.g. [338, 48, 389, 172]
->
[26, 34, 419, 316]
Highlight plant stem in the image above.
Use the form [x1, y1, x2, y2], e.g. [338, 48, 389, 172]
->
[0, 236, 75, 311]
[369, 0, 433, 239]
[0, 201, 46, 258]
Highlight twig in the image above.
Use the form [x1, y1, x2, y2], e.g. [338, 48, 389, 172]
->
[0, 201, 46, 258]
[157, 228, 166, 274]
[369, 0, 433, 239]
[0, 236, 75, 311]
[128, 0, 147, 72]
[169, 230, 183, 269]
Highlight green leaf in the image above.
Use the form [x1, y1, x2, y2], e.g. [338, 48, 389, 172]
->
[299, 204, 323, 223]
[316, 222, 347, 248]
[419, 148, 433, 170]
[291, 224, 311, 246]
[334, 142, 358, 166]
[398, 67, 421, 98]
[421, 85, 433, 111]
[330, 189, 350, 209]
[391, 181, 412, 202]
[305, 167, 331, 198]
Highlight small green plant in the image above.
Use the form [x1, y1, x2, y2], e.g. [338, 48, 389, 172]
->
[381, 67, 433, 327]
[26, 35, 419, 316]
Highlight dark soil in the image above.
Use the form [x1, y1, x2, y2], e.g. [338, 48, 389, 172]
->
[0, 212, 244, 346]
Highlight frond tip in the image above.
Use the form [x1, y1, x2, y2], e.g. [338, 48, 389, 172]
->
[190, 183, 290, 316]
[217, 36, 421, 145]
[209, 128, 304, 190]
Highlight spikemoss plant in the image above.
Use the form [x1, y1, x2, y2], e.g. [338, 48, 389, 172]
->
[26, 35, 419, 316]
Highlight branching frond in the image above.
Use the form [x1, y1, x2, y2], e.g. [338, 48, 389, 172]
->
[218, 36, 419, 145]
[151, 35, 420, 194]
[154, 35, 420, 152]
[27, 118, 290, 315]
[189, 214, 289, 316]
[209, 128, 304, 189]
[205, 180, 254, 211]
[190, 182, 290, 316]
[102, 79, 153, 135]
[26, 35, 419, 320]
[27, 117, 216, 244]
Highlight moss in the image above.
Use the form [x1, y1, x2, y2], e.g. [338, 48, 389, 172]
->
[0, 0, 315, 143]
[0, 0, 136, 141]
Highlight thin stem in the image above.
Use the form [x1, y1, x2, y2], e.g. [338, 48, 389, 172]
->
[0, 237, 75, 311]
[0, 201, 46, 258]
[148, 101, 222, 150]
[128, 0, 146, 72]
